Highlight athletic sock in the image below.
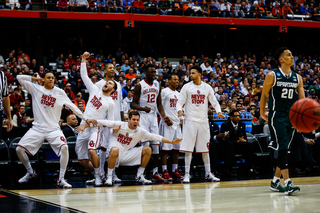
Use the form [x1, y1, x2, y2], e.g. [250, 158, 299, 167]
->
[162, 165, 167, 171]
[137, 167, 145, 177]
[153, 167, 158, 175]
[273, 176, 280, 183]
[284, 179, 291, 186]
[172, 164, 178, 172]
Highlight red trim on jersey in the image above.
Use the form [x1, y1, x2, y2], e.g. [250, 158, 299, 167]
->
[18, 144, 34, 156]
[57, 144, 67, 156]
[179, 149, 193, 153]
[144, 79, 154, 86]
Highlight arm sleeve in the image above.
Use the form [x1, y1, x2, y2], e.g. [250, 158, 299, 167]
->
[208, 85, 221, 113]
[17, 75, 34, 94]
[95, 120, 122, 127]
[80, 62, 98, 94]
[61, 90, 87, 121]
[140, 128, 163, 142]
[176, 84, 187, 112]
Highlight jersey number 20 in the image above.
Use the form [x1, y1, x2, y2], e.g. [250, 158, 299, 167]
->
[281, 88, 294, 99]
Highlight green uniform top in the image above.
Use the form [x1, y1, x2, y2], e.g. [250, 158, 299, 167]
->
[268, 68, 299, 112]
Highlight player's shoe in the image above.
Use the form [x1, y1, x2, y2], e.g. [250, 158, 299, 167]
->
[100, 172, 106, 183]
[136, 174, 152, 185]
[95, 175, 103, 187]
[18, 170, 38, 184]
[204, 172, 220, 182]
[105, 176, 113, 186]
[57, 179, 72, 188]
[171, 169, 184, 179]
[285, 181, 300, 195]
[113, 174, 122, 183]
[85, 179, 95, 185]
[182, 173, 190, 183]
[152, 172, 164, 182]
[162, 170, 173, 181]
[270, 180, 286, 192]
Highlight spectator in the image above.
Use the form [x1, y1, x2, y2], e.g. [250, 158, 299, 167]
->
[145, 0, 157, 14]
[5, 69, 14, 86]
[73, 0, 89, 11]
[123, 79, 132, 92]
[133, 0, 144, 13]
[172, 0, 182, 15]
[314, 3, 320, 21]
[124, 68, 136, 80]
[58, 0, 69, 11]
[73, 94, 86, 110]
[220, 0, 232, 17]
[12, 105, 26, 127]
[65, 83, 75, 99]
[121, 59, 130, 73]
[122, 89, 133, 113]
[9, 87, 24, 106]
[158, 0, 170, 15]
[282, 2, 294, 19]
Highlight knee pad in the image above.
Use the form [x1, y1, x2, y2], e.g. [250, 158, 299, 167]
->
[277, 150, 288, 170]
[151, 144, 159, 155]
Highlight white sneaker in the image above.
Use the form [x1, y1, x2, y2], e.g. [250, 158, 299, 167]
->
[135, 174, 152, 185]
[57, 179, 72, 188]
[85, 179, 95, 185]
[95, 175, 103, 187]
[182, 173, 190, 183]
[113, 174, 122, 183]
[204, 172, 220, 182]
[100, 171, 106, 183]
[105, 175, 113, 186]
[18, 171, 38, 184]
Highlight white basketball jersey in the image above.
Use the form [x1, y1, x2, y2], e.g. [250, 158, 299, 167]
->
[138, 79, 160, 114]
[161, 87, 180, 125]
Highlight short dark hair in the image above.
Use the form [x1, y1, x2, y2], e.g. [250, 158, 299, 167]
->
[44, 71, 55, 78]
[169, 74, 178, 80]
[236, 102, 242, 107]
[274, 47, 288, 63]
[191, 65, 202, 75]
[128, 110, 140, 119]
[110, 80, 118, 95]
[145, 64, 155, 72]
[229, 109, 240, 117]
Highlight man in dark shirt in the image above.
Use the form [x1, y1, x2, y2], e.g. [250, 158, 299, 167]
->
[62, 114, 78, 138]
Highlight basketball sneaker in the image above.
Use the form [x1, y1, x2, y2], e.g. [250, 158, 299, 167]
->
[100, 172, 106, 183]
[85, 179, 95, 185]
[113, 174, 122, 183]
[270, 180, 286, 192]
[18, 170, 38, 184]
[105, 176, 113, 186]
[182, 173, 190, 183]
[162, 170, 172, 181]
[204, 172, 220, 182]
[152, 172, 164, 182]
[136, 174, 152, 185]
[171, 169, 184, 179]
[57, 179, 72, 188]
[285, 181, 300, 195]
[95, 175, 103, 187]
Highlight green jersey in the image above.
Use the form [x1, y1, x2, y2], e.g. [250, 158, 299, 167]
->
[268, 68, 299, 111]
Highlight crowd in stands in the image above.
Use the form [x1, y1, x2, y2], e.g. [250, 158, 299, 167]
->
[0, 47, 319, 175]
[1, 0, 320, 20]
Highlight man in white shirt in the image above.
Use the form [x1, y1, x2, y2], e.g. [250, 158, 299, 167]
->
[76, 111, 182, 185]
[16, 72, 95, 188]
[177, 65, 225, 183]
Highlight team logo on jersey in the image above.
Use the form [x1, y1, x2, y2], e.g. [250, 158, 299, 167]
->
[276, 73, 281, 76]
[41, 94, 56, 108]
[90, 95, 102, 109]
[142, 88, 158, 95]
[293, 79, 297, 81]
[170, 95, 178, 108]
[111, 91, 118, 100]
[154, 83, 157, 86]
[191, 90, 205, 105]
[60, 136, 66, 143]
[117, 133, 132, 145]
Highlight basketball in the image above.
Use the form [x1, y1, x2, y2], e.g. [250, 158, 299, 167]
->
[289, 98, 320, 133]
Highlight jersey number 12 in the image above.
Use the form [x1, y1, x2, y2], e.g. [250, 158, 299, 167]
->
[147, 94, 156, 103]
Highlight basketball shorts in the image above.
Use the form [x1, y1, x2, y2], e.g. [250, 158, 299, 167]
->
[18, 126, 67, 157]
[107, 145, 143, 167]
[179, 120, 210, 153]
[159, 122, 182, 151]
[268, 111, 294, 151]
[76, 126, 103, 160]
[100, 127, 112, 150]
[139, 112, 159, 146]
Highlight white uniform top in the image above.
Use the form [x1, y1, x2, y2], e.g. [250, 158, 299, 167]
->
[161, 87, 180, 126]
[80, 63, 115, 124]
[95, 120, 163, 152]
[138, 79, 160, 114]
[122, 96, 133, 114]
[95, 79, 122, 121]
[17, 75, 87, 131]
[176, 81, 221, 123]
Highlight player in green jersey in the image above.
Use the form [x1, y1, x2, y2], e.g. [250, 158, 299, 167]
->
[260, 47, 305, 195]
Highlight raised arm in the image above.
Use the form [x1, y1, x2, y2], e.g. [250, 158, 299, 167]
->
[17, 75, 39, 94]
[80, 52, 98, 93]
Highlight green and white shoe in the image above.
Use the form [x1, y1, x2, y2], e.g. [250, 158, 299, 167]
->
[270, 179, 286, 192]
[285, 181, 300, 195]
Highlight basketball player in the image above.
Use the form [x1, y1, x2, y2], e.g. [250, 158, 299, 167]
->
[76, 52, 116, 186]
[159, 74, 183, 180]
[177, 65, 224, 183]
[16, 72, 95, 188]
[95, 60, 123, 183]
[76, 111, 182, 186]
[132, 64, 172, 182]
[260, 47, 304, 195]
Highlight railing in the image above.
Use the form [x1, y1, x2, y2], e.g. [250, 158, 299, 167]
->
[0, 0, 318, 22]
